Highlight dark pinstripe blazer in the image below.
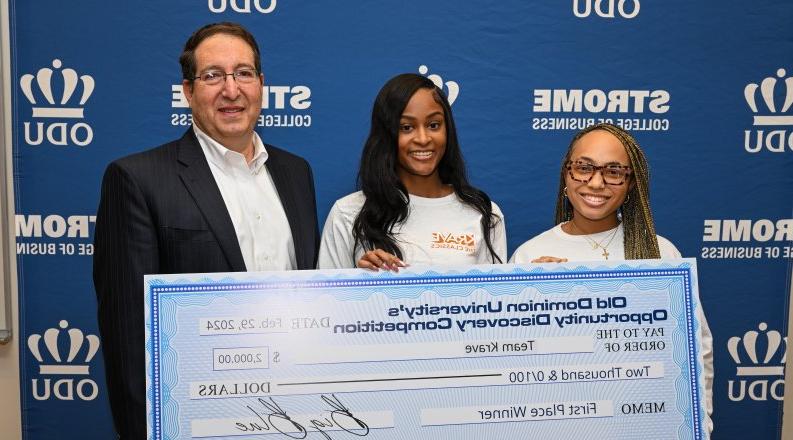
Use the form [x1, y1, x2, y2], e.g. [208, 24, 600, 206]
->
[93, 128, 319, 439]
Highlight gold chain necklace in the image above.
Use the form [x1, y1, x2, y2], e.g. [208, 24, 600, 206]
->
[567, 222, 620, 260]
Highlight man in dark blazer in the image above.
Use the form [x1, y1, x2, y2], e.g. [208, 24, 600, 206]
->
[93, 22, 318, 439]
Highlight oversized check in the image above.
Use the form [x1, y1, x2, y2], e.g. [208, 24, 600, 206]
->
[145, 259, 709, 439]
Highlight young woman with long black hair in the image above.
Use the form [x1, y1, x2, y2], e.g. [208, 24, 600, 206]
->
[318, 73, 505, 269]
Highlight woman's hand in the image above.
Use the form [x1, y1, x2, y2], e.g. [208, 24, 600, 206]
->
[357, 249, 407, 271]
[531, 256, 568, 263]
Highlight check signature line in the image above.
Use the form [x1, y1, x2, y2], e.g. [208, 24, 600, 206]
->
[278, 373, 502, 387]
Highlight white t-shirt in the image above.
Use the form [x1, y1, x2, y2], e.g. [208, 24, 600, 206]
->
[510, 223, 714, 433]
[509, 223, 679, 263]
[318, 191, 506, 269]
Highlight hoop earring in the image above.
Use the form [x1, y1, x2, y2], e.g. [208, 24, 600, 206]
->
[563, 186, 568, 199]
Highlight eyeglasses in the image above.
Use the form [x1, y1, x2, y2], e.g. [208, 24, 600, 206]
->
[566, 160, 632, 185]
[193, 68, 259, 86]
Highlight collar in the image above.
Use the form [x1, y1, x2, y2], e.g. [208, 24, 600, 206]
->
[192, 125, 268, 173]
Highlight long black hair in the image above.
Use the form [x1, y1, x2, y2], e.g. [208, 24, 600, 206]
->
[352, 73, 503, 263]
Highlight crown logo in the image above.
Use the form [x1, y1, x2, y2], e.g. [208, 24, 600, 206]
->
[20, 59, 95, 119]
[727, 322, 787, 377]
[419, 65, 459, 105]
[744, 68, 793, 126]
[27, 320, 100, 375]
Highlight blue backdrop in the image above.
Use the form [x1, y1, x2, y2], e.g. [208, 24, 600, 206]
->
[10, 1, 793, 438]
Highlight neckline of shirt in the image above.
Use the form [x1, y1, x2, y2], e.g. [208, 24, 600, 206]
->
[552, 222, 623, 242]
[193, 125, 269, 173]
[408, 191, 458, 206]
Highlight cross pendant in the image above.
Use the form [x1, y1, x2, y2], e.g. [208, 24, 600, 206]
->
[602, 248, 609, 259]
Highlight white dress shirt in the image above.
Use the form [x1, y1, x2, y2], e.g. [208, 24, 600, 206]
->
[193, 125, 296, 271]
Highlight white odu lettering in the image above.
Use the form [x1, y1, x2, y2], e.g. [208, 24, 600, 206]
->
[208, 0, 276, 13]
[32, 378, 99, 401]
[573, 0, 640, 18]
[744, 130, 793, 153]
[533, 89, 669, 114]
[728, 379, 785, 401]
[23, 122, 93, 147]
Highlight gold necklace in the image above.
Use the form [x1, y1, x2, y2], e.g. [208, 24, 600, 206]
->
[568, 222, 620, 260]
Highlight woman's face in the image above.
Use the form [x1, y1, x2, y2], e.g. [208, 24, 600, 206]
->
[565, 129, 632, 229]
[396, 88, 447, 183]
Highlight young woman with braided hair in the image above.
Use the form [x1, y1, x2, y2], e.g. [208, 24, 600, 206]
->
[318, 73, 506, 270]
[511, 123, 668, 262]
[510, 122, 713, 432]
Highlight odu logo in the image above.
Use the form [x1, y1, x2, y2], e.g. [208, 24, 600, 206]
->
[208, 0, 276, 13]
[20, 59, 95, 147]
[28, 320, 101, 401]
[727, 322, 786, 402]
[419, 65, 459, 106]
[744, 68, 793, 153]
[573, 0, 640, 18]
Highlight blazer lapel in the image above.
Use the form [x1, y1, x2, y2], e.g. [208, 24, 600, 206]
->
[176, 130, 247, 272]
[266, 148, 305, 268]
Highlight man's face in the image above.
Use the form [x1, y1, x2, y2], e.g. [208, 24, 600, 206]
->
[183, 33, 263, 151]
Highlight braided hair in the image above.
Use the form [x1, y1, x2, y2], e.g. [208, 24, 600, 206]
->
[553, 123, 661, 259]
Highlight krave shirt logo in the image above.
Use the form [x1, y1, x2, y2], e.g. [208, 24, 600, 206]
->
[431, 232, 476, 254]
[20, 59, 95, 147]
